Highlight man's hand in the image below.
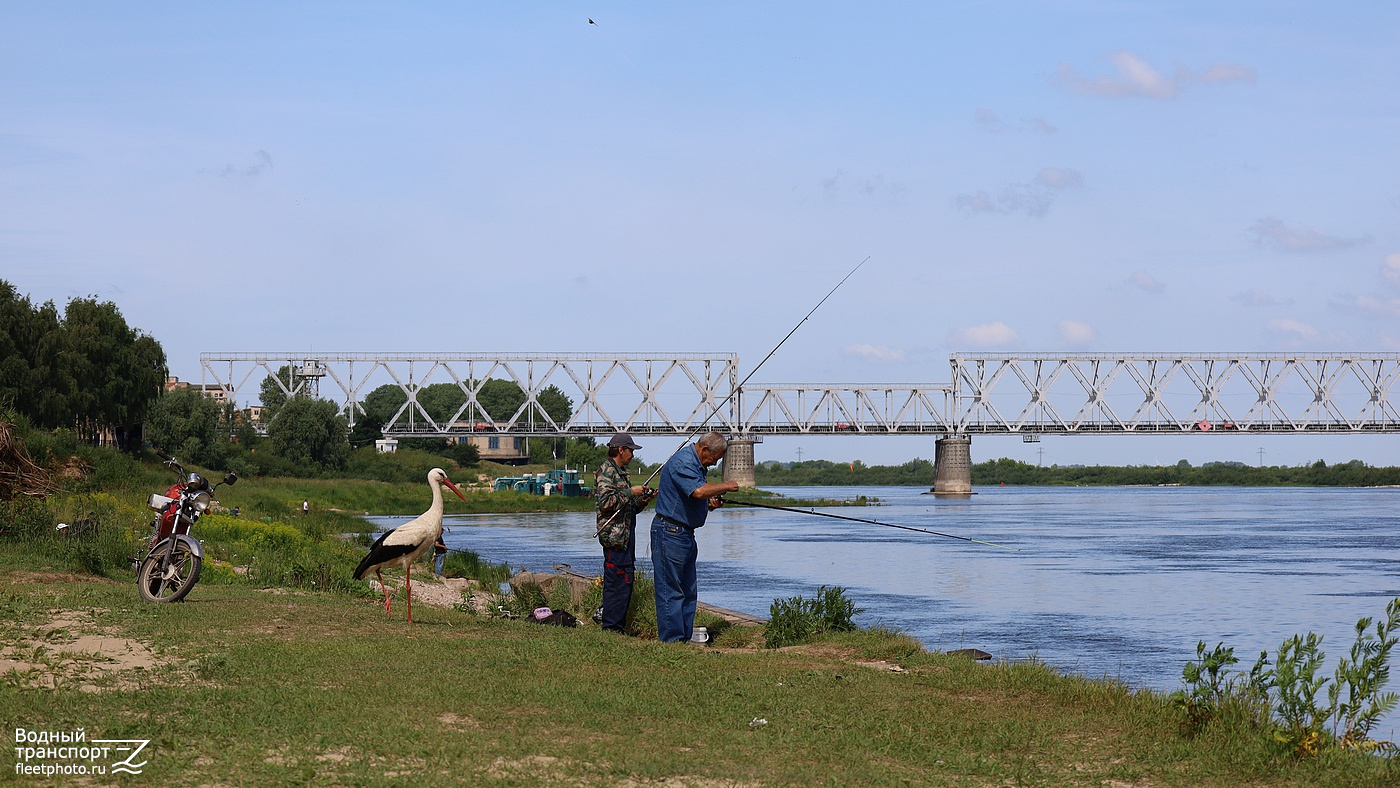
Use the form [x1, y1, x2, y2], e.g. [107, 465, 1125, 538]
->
[708, 496, 724, 511]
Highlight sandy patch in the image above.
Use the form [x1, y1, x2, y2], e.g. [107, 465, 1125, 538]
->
[0, 609, 171, 691]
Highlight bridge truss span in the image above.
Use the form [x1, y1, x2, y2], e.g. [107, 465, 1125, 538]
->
[200, 353, 741, 437]
[950, 353, 1400, 435]
[737, 384, 953, 435]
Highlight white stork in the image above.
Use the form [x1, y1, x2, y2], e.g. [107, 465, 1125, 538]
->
[354, 467, 468, 623]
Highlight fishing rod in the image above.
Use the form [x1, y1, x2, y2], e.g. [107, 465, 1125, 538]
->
[595, 255, 871, 537]
[721, 498, 1019, 551]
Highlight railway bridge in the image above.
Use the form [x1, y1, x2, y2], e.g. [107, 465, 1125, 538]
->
[200, 352, 1400, 493]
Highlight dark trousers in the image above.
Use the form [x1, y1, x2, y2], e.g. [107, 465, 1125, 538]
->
[600, 528, 636, 632]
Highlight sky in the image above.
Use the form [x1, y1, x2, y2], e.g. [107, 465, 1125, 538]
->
[3, 2, 1398, 468]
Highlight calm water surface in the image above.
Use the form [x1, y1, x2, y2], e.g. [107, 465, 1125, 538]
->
[377, 485, 1400, 718]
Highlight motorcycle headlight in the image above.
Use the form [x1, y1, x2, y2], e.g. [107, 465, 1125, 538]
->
[189, 491, 211, 514]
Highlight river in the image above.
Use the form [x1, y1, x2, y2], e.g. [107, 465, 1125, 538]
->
[377, 485, 1400, 729]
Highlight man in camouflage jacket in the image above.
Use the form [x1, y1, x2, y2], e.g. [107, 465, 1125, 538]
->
[595, 433, 654, 632]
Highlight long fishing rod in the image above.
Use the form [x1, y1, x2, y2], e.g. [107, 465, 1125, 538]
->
[595, 255, 871, 537]
[722, 498, 1019, 551]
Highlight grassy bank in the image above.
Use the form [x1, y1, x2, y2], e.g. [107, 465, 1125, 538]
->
[5, 570, 1397, 786]
[0, 571, 1394, 783]
[4, 450, 1398, 784]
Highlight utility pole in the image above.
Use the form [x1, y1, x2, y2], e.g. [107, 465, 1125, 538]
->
[796, 446, 804, 463]
[1037, 445, 1045, 467]
[1257, 447, 1265, 467]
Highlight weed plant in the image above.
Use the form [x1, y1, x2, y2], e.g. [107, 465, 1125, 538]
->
[441, 548, 511, 585]
[1173, 597, 1400, 758]
[765, 585, 864, 648]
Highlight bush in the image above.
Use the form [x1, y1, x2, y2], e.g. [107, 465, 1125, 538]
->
[442, 548, 511, 585]
[765, 585, 864, 648]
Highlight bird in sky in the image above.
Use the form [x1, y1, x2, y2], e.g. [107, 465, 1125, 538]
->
[588, 18, 597, 26]
[353, 467, 468, 623]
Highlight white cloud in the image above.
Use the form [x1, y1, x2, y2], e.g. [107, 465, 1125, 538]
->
[1060, 51, 1256, 99]
[955, 167, 1081, 218]
[1036, 168, 1083, 189]
[1057, 319, 1096, 348]
[974, 108, 1058, 134]
[1355, 295, 1400, 318]
[950, 322, 1019, 349]
[1128, 271, 1164, 293]
[1267, 318, 1319, 339]
[1383, 253, 1400, 288]
[1231, 288, 1280, 306]
[840, 343, 907, 364]
[205, 149, 273, 178]
[821, 169, 905, 199]
[1249, 218, 1371, 253]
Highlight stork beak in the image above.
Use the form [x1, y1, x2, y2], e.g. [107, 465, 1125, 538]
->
[442, 477, 468, 502]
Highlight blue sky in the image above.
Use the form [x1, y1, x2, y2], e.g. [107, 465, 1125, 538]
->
[3, 2, 1398, 467]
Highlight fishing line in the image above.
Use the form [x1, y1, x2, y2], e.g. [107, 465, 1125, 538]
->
[596, 255, 871, 539]
[722, 498, 1019, 551]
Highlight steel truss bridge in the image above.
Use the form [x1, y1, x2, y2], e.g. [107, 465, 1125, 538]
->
[199, 352, 1400, 439]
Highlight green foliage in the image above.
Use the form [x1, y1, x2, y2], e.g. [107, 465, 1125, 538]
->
[0, 493, 138, 579]
[0, 280, 165, 450]
[1328, 599, 1400, 752]
[266, 396, 351, 473]
[1171, 641, 1265, 734]
[971, 456, 1400, 487]
[765, 585, 864, 648]
[147, 386, 225, 466]
[1179, 599, 1400, 758]
[442, 549, 511, 585]
[1272, 632, 1331, 755]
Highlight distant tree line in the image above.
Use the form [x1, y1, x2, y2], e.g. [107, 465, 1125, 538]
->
[971, 457, 1400, 487]
[146, 366, 609, 478]
[754, 458, 938, 486]
[752, 455, 1400, 487]
[0, 280, 165, 451]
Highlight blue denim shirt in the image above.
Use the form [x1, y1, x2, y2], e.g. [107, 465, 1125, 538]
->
[654, 444, 711, 529]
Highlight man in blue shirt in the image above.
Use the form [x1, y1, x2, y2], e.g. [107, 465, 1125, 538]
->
[651, 432, 740, 643]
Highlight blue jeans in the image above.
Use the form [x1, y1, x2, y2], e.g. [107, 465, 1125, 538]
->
[434, 552, 445, 576]
[651, 519, 697, 643]
[600, 526, 636, 632]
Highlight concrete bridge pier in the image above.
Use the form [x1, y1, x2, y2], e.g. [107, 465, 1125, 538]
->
[722, 437, 758, 488]
[933, 435, 973, 496]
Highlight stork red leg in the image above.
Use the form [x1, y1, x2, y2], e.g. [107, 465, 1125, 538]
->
[405, 565, 413, 624]
[376, 568, 392, 618]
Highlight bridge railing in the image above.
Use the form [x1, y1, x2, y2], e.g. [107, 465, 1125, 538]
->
[950, 354, 1400, 434]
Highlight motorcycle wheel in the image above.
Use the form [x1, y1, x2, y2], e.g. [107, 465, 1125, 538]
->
[137, 541, 202, 603]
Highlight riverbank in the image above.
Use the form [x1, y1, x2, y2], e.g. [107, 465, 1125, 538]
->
[5, 456, 1399, 783]
[5, 565, 1396, 785]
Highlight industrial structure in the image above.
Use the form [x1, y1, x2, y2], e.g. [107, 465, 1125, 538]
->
[200, 352, 1400, 494]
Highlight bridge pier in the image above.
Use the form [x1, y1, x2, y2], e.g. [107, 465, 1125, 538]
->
[722, 437, 757, 488]
[933, 435, 973, 496]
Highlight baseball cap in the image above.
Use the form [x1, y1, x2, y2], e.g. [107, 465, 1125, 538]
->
[607, 433, 642, 450]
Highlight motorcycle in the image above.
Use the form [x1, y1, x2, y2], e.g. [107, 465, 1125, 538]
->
[136, 452, 237, 603]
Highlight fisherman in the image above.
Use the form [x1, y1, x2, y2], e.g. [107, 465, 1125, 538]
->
[651, 431, 739, 643]
[594, 433, 654, 633]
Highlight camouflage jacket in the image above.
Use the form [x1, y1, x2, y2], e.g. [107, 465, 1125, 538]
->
[594, 458, 638, 549]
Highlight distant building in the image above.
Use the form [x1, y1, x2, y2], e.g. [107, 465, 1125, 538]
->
[448, 421, 529, 464]
[163, 376, 229, 404]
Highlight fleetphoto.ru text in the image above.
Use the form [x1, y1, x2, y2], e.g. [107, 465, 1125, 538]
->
[13, 727, 150, 777]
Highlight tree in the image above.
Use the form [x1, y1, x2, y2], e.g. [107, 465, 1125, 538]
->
[258, 365, 314, 425]
[349, 384, 406, 446]
[0, 282, 165, 450]
[473, 379, 572, 424]
[267, 397, 350, 472]
[146, 387, 224, 465]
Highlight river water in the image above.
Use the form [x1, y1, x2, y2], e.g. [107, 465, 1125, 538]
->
[382, 485, 1400, 721]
